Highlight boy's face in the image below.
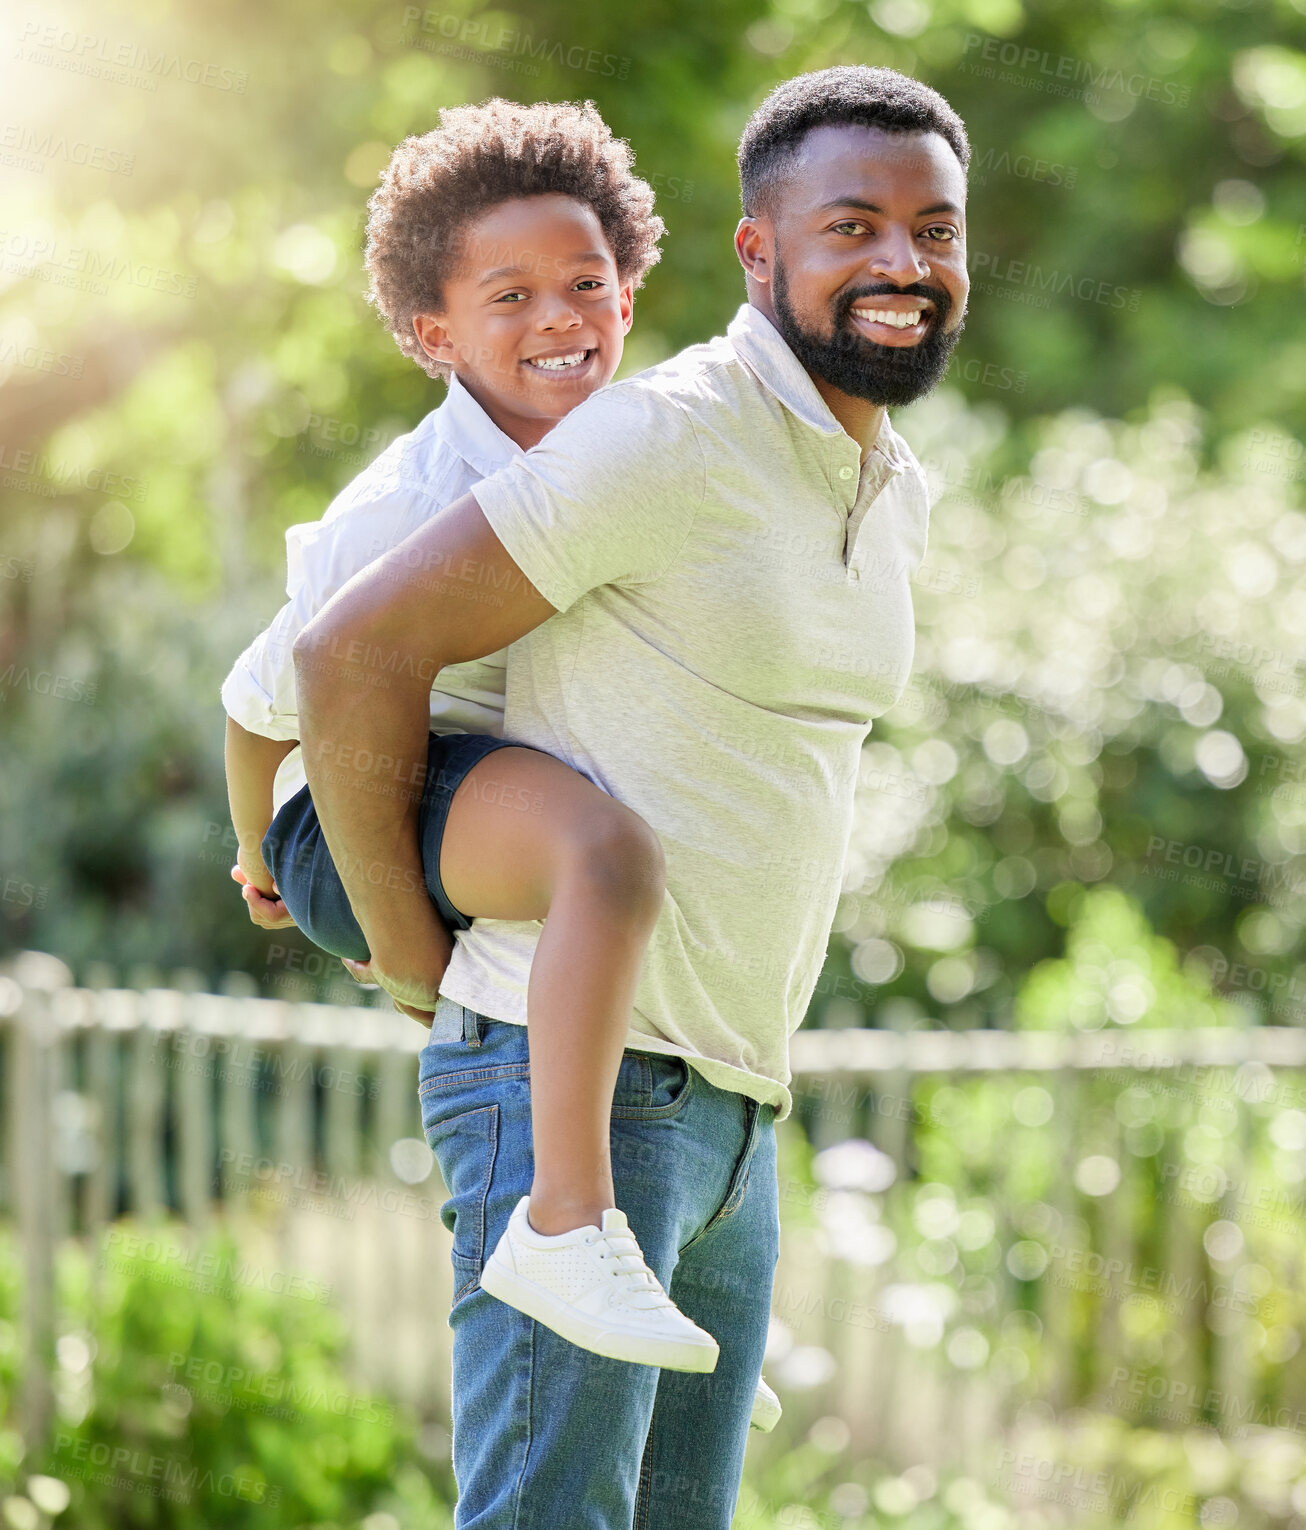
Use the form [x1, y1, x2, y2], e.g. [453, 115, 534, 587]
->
[414, 194, 633, 449]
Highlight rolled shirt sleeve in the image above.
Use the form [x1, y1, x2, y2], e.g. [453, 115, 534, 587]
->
[471, 383, 705, 614]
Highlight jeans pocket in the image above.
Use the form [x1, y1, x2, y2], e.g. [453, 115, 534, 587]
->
[426, 1102, 500, 1303]
[611, 1053, 693, 1120]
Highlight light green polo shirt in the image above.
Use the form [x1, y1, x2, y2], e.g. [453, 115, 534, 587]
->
[439, 303, 931, 1122]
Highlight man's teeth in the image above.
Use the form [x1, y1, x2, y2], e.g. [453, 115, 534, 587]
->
[526, 350, 590, 370]
[852, 308, 924, 329]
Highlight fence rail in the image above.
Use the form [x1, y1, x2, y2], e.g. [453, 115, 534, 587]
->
[3, 949, 1302, 1482]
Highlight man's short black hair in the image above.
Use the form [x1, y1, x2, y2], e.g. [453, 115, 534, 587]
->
[738, 66, 970, 218]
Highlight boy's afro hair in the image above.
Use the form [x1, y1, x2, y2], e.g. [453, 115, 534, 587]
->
[365, 97, 665, 378]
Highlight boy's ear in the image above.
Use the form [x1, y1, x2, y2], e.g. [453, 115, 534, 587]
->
[618, 281, 634, 334]
[412, 314, 455, 367]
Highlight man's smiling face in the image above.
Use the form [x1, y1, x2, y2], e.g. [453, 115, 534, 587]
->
[754, 122, 969, 408]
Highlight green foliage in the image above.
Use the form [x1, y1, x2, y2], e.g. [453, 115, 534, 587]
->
[0, 1224, 453, 1529]
[1013, 884, 1239, 1030]
[817, 389, 1306, 1034]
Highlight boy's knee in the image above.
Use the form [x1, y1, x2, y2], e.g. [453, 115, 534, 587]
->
[568, 806, 666, 925]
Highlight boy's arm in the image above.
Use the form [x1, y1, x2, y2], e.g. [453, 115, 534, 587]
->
[293, 491, 557, 1009]
[225, 716, 300, 927]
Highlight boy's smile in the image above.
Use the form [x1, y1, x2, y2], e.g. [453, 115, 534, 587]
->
[413, 193, 633, 450]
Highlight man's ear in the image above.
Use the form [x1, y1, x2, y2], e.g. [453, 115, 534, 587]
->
[412, 313, 455, 367]
[618, 281, 634, 334]
[734, 217, 772, 285]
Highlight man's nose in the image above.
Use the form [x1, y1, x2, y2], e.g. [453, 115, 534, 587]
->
[866, 229, 930, 287]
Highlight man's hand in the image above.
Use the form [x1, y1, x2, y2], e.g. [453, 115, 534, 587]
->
[341, 917, 454, 1020]
[231, 856, 298, 930]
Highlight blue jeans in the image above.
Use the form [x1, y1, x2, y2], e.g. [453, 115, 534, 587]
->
[418, 997, 780, 1529]
[261, 732, 544, 961]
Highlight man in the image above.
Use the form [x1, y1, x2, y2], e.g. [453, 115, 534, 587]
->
[295, 64, 970, 1530]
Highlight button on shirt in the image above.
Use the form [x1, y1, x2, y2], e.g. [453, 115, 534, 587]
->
[440, 302, 932, 1122]
[220, 374, 520, 812]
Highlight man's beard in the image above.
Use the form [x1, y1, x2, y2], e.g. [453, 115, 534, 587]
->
[771, 254, 964, 408]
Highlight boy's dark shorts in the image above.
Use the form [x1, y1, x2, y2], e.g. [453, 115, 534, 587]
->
[262, 731, 543, 963]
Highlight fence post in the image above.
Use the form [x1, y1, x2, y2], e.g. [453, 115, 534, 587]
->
[11, 983, 56, 1450]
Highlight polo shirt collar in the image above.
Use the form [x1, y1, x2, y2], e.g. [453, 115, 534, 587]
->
[434, 371, 523, 478]
[726, 302, 908, 470]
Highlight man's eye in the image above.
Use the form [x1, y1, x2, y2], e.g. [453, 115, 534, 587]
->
[831, 221, 865, 236]
[924, 227, 959, 242]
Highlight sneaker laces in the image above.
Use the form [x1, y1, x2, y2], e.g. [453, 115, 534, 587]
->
[583, 1228, 671, 1310]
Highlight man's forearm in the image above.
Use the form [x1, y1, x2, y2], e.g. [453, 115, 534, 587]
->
[292, 491, 556, 964]
[294, 617, 439, 956]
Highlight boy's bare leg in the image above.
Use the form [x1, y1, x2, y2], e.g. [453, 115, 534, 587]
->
[438, 747, 665, 1236]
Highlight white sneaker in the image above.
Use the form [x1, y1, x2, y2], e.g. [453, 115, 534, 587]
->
[480, 1196, 720, 1373]
[750, 1373, 782, 1432]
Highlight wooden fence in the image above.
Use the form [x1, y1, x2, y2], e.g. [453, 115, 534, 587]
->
[5, 947, 1304, 1486]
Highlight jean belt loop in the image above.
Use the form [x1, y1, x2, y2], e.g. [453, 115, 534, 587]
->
[462, 1005, 482, 1048]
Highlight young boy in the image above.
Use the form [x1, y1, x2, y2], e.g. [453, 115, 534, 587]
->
[221, 97, 781, 1425]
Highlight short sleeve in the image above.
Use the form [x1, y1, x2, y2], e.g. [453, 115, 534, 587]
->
[220, 477, 448, 739]
[472, 384, 704, 613]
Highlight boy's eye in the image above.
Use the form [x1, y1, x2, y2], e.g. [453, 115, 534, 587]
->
[574, 278, 604, 291]
[494, 291, 528, 303]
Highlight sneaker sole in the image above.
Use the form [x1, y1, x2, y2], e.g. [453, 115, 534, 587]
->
[480, 1257, 720, 1373]
[749, 1396, 782, 1432]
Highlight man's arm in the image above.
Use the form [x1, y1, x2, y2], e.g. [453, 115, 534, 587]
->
[292, 490, 557, 1006]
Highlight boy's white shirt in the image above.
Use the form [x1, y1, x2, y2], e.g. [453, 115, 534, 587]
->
[220, 372, 520, 814]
